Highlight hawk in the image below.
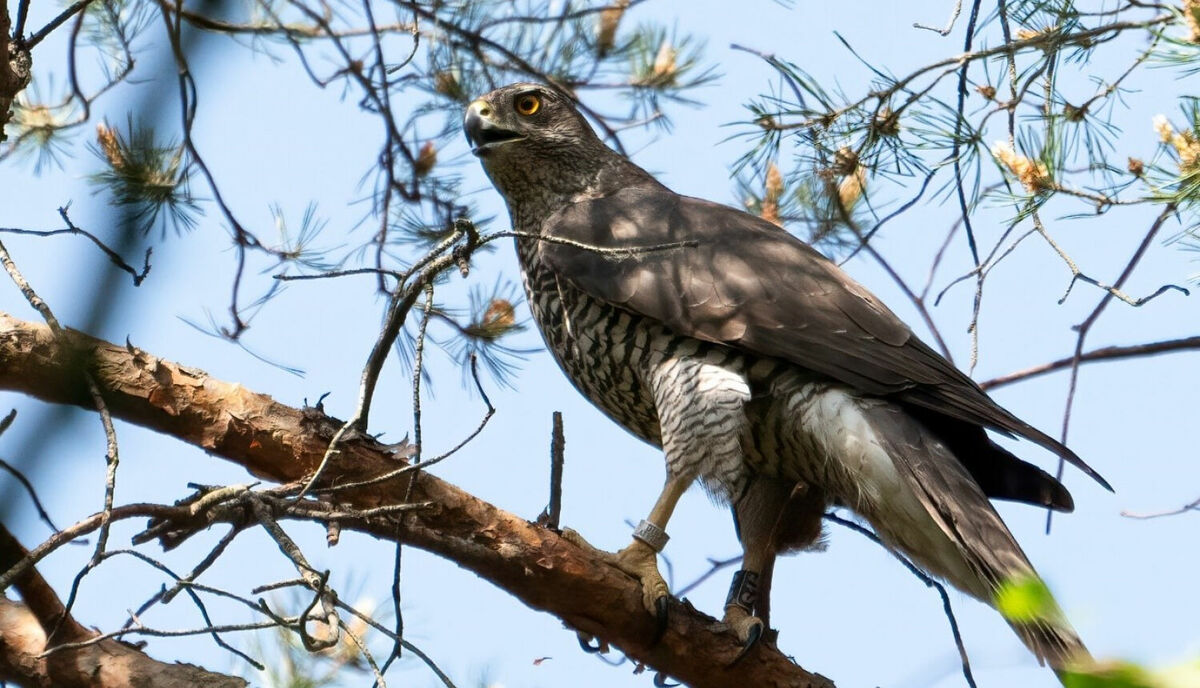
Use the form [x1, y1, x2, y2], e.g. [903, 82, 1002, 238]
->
[464, 82, 1105, 676]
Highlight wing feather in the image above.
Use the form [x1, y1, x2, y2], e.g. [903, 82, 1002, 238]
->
[539, 187, 1109, 490]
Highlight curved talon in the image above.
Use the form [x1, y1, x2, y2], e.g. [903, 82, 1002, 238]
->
[577, 632, 606, 654]
[650, 595, 670, 646]
[728, 620, 763, 666]
[653, 671, 679, 687]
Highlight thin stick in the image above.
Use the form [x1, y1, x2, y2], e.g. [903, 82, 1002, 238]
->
[980, 336, 1200, 390]
[0, 456, 66, 534]
[542, 411, 565, 529]
[825, 512, 976, 688]
[1122, 496, 1200, 520]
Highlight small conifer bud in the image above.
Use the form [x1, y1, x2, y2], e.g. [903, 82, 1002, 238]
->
[761, 162, 784, 226]
[837, 165, 866, 211]
[414, 141, 437, 177]
[96, 123, 124, 170]
[832, 147, 859, 176]
[874, 107, 900, 137]
[434, 70, 461, 99]
[478, 299, 516, 338]
[1153, 114, 1173, 143]
[596, 0, 629, 56]
[651, 40, 677, 83]
[991, 141, 1051, 192]
[1185, 0, 1200, 43]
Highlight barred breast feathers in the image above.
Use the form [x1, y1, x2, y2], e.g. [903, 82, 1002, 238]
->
[646, 354, 753, 500]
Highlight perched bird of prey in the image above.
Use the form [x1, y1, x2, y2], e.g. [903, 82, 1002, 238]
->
[464, 82, 1106, 676]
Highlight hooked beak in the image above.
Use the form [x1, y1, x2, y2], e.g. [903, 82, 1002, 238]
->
[464, 99, 524, 155]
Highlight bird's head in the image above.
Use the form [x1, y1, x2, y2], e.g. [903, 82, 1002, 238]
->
[464, 83, 629, 208]
[463, 83, 594, 158]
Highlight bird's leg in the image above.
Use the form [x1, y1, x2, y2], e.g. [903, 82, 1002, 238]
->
[563, 474, 690, 641]
[724, 477, 793, 658]
[725, 480, 828, 662]
[724, 557, 769, 658]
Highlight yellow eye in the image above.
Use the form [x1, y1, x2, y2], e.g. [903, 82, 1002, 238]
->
[515, 94, 541, 116]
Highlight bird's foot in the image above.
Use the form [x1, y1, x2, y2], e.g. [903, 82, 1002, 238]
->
[561, 528, 670, 642]
[722, 569, 764, 663]
[722, 604, 764, 664]
[576, 632, 609, 654]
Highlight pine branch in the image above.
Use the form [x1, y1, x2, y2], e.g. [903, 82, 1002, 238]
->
[0, 312, 834, 688]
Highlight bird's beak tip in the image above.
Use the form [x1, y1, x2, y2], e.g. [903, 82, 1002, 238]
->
[464, 100, 523, 155]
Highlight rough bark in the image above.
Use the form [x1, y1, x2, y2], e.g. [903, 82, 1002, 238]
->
[0, 599, 247, 688]
[0, 525, 245, 688]
[1, 3, 33, 143]
[0, 311, 835, 688]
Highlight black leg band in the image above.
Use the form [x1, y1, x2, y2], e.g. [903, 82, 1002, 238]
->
[725, 569, 759, 612]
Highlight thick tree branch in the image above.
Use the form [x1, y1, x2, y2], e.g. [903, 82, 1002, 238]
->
[0, 526, 245, 688]
[0, 312, 833, 688]
[0, 598, 246, 688]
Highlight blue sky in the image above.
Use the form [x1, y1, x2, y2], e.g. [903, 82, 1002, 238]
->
[2, 1, 1198, 687]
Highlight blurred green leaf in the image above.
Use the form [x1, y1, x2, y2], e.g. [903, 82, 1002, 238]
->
[1064, 661, 1158, 688]
[1063, 658, 1200, 688]
[994, 575, 1055, 623]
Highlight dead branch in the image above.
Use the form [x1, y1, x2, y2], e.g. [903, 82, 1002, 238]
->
[0, 311, 833, 688]
[979, 336, 1200, 390]
[1120, 496, 1200, 520]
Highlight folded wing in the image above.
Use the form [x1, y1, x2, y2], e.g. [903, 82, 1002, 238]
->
[540, 187, 1110, 497]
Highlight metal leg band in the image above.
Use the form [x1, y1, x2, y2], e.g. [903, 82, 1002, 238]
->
[631, 519, 670, 552]
[725, 569, 759, 612]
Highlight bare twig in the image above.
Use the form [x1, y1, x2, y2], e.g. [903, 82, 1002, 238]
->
[0, 503, 181, 593]
[539, 411, 566, 529]
[297, 220, 477, 499]
[980, 336, 1200, 390]
[0, 240, 61, 329]
[104, 547, 264, 669]
[675, 555, 742, 599]
[0, 210, 152, 285]
[0, 456, 66, 534]
[1121, 496, 1200, 520]
[312, 356, 495, 497]
[825, 512, 975, 688]
[341, 615, 387, 688]
[913, 0, 964, 36]
[0, 239, 123, 641]
[22, 0, 95, 49]
[247, 495, 339, 651]
[0, 528, 246, 686]
[1049, 203, 1182, 532]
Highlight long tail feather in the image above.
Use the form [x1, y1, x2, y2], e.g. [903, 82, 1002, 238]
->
[852, 399, 1092, 674]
